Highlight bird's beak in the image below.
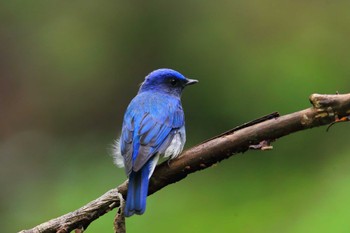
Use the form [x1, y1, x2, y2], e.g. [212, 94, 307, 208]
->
[185, 78, 199, 86]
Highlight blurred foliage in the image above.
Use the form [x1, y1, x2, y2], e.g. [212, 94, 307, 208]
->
[1, 1, 350, 232]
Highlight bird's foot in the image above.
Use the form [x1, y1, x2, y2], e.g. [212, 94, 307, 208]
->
[249, 139, 274, 151]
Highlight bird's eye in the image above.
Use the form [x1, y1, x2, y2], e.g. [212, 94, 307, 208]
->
[169, 78, 178, 86]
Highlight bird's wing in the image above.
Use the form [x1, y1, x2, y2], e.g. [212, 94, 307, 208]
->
[120, 94, 184, 175]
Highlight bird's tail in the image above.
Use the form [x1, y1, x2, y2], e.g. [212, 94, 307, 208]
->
[124, 162, 151, 217]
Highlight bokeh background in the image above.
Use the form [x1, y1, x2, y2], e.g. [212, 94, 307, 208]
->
[1, 1, 350, 232]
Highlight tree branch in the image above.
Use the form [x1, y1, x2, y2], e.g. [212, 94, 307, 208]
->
[19, 93, 350, 233]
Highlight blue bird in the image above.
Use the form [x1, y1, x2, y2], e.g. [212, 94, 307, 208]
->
[113, 68, 198, 217]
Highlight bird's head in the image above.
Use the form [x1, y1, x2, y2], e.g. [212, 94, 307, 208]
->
[139, 68, 198, 97]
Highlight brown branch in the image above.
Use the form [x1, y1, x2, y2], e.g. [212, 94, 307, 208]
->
[19, 189, 122, 233]
[19, 93, 350, 233]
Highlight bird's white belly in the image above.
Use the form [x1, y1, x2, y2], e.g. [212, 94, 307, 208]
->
[164, 132, 184, 160]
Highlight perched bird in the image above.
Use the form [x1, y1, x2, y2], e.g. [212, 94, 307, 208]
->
[113, 68, 198, 217]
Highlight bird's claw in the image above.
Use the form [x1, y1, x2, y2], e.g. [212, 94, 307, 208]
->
[167, 159, 172, 167]
[249, 140, 273, 151]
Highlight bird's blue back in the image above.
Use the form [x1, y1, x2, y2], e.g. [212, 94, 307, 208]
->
[120, 91, 185, 175]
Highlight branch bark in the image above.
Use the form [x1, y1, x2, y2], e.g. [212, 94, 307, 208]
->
[19, 93, 350, 233]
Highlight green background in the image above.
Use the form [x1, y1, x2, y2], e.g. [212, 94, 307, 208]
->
[1, 1, 350, 232]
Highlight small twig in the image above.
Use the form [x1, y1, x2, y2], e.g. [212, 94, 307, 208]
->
[202, 112, 280, 143]
[114, 193, 126, 233]
[326, 116, 350, 131]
